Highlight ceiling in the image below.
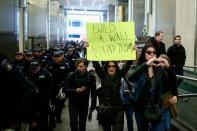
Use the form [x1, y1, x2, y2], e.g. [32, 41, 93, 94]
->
[28, 0, 127, 11]
[59, 0, 116, 11]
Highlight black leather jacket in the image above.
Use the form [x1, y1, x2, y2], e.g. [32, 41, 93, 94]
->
[128, 64, 177, 110]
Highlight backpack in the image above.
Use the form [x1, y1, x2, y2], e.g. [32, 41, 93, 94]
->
[120, 77, 136, 105]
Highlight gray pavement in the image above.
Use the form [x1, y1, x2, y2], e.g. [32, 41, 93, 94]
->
[54, 101, 138, 131]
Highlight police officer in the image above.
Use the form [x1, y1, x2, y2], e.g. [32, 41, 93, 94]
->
[0, 53, 39, 131]
[65, 47, 77, 72]
[64, 58, 96, 131]
[33, 48, 48, 68]
[23, 51, 34, 78]
[26, 59, 54, 131]
[12, 52, 25, 74]
[48, 51, 70, 123]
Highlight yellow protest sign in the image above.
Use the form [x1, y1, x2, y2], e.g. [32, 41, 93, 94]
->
[86, 22, 136, 61]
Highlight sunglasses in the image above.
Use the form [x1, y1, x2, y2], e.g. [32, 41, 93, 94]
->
[53, 55, 61, 57]
[108, 65, 116, 68]
[146, 51, 156, 55]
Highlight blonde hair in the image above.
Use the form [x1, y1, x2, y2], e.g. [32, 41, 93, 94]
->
[160, 54, 171, 66]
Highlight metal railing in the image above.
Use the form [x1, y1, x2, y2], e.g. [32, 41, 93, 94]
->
[176, 75, 197, 81]
[171, 75, 197, 131]
[183, 65, 197, 76]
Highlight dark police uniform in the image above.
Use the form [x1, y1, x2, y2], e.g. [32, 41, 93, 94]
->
[23, 51, 34, 78]
[0, 53, 39, 130]
[48, 51, 70, 123]
[26, 60, 54, 131]
[65, 49, 77, 72]
[12, 52, 25, 74]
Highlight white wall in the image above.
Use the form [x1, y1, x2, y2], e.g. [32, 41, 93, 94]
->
[28, 0, 47, 36]
[155, 0, 175, 49]
[50, 0, 60, 44]
[175, 0, 196, 66]
[147, 0, 196, 66]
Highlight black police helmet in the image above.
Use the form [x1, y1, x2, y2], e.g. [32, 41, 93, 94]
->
[25, 51, 33, 57]
[53, 51, 61, 57]
[30, 59, 40, 69]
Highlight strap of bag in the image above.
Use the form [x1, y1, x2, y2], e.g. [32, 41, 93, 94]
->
[123, 77, 135, 93]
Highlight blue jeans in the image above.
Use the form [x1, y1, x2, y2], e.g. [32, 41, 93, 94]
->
[135, 108, 171, 131]
[149, 108, 171, 131]
[135, 110, 148, 131]
[123, 104, 134, 131]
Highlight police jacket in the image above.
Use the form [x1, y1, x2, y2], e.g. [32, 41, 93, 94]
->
[48, 61, 69, 93]
[35, 55, 48, 68]
[0, 54, 38, 128]
[65, 54, 77, 72]
[26, 68, 54, 103]
[92, 61, 132, 107]
[12, 59, 25, 73]
[64, 70, 96, 109]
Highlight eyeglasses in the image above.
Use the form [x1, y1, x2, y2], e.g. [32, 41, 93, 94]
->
[108, 65, 116, 68]
[146, 51, 156, 55]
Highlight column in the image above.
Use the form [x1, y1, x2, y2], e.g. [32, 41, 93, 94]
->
[175, 0, 196, 66]
[128, 0, 133, 21]
[59, 6, 65, 43]
[46, 0, 50, 49]
[28, 0, 48, 47]
[19, 0, 26, 52]
[108, 4, 115, 22]
[50, 0, 59, 45]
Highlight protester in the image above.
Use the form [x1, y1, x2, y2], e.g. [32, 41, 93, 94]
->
[128, 44, 177, 131]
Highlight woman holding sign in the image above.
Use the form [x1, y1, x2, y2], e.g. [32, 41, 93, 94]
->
[92, 60, 132, 131]
[92, 58, 158, 131]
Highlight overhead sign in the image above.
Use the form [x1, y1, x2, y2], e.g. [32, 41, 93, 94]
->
[86, 22, 136, 61]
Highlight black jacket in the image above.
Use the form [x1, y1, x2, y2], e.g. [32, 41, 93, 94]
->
[92, 61, 132, 107]
[128, 64, 177, 109]
[167, 44, 186, 66]
[48, 60, 70, 93]
[64, 70, 96, 110]
[0, 54, 39, 128]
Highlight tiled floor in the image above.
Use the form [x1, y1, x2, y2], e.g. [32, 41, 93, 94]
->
[54, 101, 138, 131]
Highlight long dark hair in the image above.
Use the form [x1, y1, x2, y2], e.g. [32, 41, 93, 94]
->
[103, 61, 120, 75]
[137, 43, 156, 65]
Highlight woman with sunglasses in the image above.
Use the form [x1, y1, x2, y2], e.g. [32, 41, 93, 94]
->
[92, 59, 132, 131]
[128, 43, 177, 131]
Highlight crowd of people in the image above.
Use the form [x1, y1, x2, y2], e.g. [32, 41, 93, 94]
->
[0, 31, 186, 131]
